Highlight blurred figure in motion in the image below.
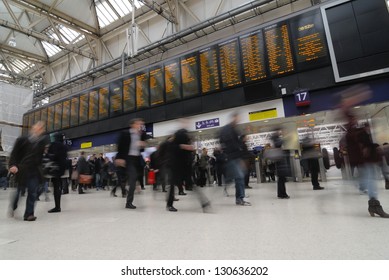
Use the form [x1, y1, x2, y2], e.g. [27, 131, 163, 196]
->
[219, 112, 251, 206]
[116, 118, 147, 210]
[301, 137, 324, 190]
[270, 129, 290, 199]
[340, 84, 389, 218]
[46, 132, 68, 213]
[8, 121, 47, 221]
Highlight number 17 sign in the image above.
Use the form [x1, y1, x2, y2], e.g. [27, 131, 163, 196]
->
[294, 91, 311, 107]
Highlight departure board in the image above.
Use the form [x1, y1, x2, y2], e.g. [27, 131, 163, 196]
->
[264, 23, 295, 76]
[218, 39, 242, 88]
[199, 47, 220, 94]
[149, 66, 164, 106]
[289, 10, 329, 71]
[54, 103, 62, 131]
[164, 59, 181, 102]
[109, 80, 122, 116]
[34, 110, 41, 124]
[28, 113, 34, 130]
[79, 93, 88, 124]
[47, 106, 54, 132]
[40, 107, 47, 129]
[88, 89, 98, 121]
[136, 71, 149, 109]
[123, 76, 136, 112]
[240, 31, 267, 82]
[98, 86, 109, 119]
[22, 115, 28, 135]
[181, 53, 200, 98]
[62, 100, 70, 129]
[70, 96, 79, 126]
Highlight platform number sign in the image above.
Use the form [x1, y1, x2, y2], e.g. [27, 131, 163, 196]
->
[294, 91, 311, 107]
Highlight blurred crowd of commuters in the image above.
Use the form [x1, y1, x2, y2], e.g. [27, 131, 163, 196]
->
[5, 90, 389, 220]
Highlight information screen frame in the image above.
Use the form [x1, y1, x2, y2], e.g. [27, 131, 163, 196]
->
[181, 52, 200, 98]
[239, 30, 268, 83]
[164, 59, 182, 102]
[136, 71, 150, 109]
[289, 9, 329, 71]
[47, 105, 55, 132]
[149, 65, 165, 106]
[199, 46, 221, 94]
[62, 99, 71, 129]
[321, 0, 389, 82]
[110, 79, 123, 116]
[98, 85, 109, 120]
[218, 38, 243, 88]
[79, 93, 88, 125]
[34, 110, 41, 124]
[88, 89, 99, 122]
[123, 75, 136, 112]
[264, 21, 295, 77]
[54, 103, 63, 131]
[70, 96, 79, 127]
[40, 107, 47, 130]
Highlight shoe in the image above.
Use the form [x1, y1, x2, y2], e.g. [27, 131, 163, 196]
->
[359, 189, 368, 195]
[236, 200, 251, 206]
[110, 191, 117, 197]
[166, 206, 177, 212]
[368, 198, 389, 218]
[141, 187, 145, 190]
[125, 204, 136, 209]
[385, 181, 389, 190]
[24, 215, 37, 221]
[178, 192, 187, 195]
[48, 208, 61, 213]
[173, 198, 179, 201]
[162, 190, 167, 192]
[202, 202, 212, 213]
[313, 186, 324, 190]
[245, 186, 253, 189]
[7, 208, 14, 218]
[278, 195, 290, 199]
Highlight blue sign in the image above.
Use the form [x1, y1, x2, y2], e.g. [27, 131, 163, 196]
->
[294, 91, 311, 107]
[195, 118, 220, 130]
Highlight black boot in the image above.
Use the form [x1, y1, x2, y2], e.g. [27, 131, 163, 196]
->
[368, 198, 389, 218]
[385, 180, 389, 190]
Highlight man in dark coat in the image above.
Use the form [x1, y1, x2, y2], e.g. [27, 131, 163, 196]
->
[47, 132, 68, 213]
[219, 112, 251, 206]
[8, 121, 47, 221]
[116, 118, 147, 210]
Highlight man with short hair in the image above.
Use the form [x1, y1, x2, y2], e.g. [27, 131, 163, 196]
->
[8, 121, 48, 221]
[116, 118, 147, 209]
[219, 112, 251, 206]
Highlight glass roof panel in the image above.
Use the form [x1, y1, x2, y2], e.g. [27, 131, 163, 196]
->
[95, 0, 144, 28]
[42, 41, 62, 57]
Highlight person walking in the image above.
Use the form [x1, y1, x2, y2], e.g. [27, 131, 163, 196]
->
[47, 132, 68, 213]
[116, 118, 147, 210]
[8, 121, 47, 221]
[219, 112, 251, 206]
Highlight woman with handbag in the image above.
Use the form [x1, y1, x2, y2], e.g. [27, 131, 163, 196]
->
[77, 151, 91, 194]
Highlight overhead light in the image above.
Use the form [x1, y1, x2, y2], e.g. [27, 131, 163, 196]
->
[354, 106, 360, 109]
[199, 130, 202, 133]
[8, 37, 16, 47]
[264, 120, 269, 123]
[305, 114, 311, 116]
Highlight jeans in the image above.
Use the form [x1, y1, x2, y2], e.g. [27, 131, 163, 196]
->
[11, 174, 40, 218]
[226, 159, 245, 202]
[359, 163, 378, 199]
[95, 173, 101, 189]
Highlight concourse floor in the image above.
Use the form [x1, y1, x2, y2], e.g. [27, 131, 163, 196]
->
[1, 177, 389, 260]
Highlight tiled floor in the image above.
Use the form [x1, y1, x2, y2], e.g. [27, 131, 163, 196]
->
[1, 175, 389, 260]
